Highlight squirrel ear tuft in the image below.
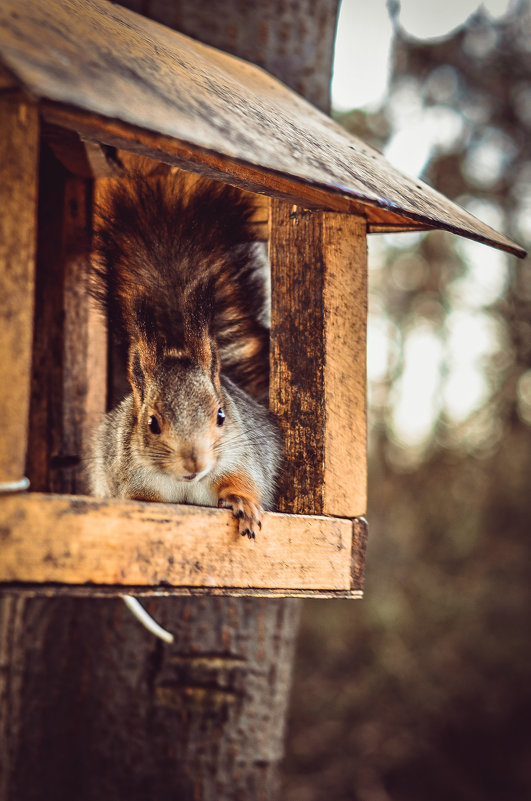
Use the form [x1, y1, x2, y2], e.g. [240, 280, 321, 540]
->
[187, 328, 221, 390]
[210, 342, 222, 391]
[185, 326, 212, 367]
[182, 320, 221, 390]
[182, 278, 217, 371]
[128, 339, 158, 406]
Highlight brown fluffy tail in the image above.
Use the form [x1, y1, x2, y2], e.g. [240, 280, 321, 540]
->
[93, 173, 269, 398]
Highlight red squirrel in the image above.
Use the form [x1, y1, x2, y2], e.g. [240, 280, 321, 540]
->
[88, 173, 281, 539]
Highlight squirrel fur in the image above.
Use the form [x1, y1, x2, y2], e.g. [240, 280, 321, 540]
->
[88, 173, 281, 539]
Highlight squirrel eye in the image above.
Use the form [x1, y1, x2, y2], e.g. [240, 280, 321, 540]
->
[148, 415, 161, 435]
[216, 408, 225, 427]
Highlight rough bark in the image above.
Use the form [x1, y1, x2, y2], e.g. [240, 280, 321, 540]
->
[1, 594, 300, 801]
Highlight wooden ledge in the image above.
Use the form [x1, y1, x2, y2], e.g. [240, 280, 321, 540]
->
[0, 493, 367, 598]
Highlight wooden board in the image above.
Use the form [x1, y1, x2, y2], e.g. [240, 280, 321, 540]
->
[0, 0, 524, 256]
[0, 493, 365, 596]
[323, 213, 368, 516]
[270, 202, 367, 518]
[42, 103, 428, 234]
[27, 146, 105, 495]
[0, 93, 39, 483]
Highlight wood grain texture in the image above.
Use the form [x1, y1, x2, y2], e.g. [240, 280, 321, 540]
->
[0, 65, 17, 90]
[351, 516, 369, 591]
[322, 214, 368, 516]
[269, 200, 367, 518]
[0, 493, 360, 593]
[26, 147, 105, 495]
[0, 0, 524, 255]
[43, 122, 124, 178]
[117, 0, 340, 114]
[0, 94, 39, 483]
[269, 203, 326, 515]
[0, 593, 304, 799]
[43, 104, 434, 235]
[0, 586, 362, 599]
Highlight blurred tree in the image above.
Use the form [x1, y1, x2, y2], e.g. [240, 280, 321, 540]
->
[284, 2, 531, 800]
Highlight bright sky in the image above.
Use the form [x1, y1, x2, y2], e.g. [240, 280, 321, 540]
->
[333, 0, 516, 455]
[332, 0, 515, 113]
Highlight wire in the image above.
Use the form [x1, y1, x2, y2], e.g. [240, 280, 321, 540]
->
[121, 594, 174, 643]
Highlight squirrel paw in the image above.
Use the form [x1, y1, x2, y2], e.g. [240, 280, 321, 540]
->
[218, 496, 263, 539]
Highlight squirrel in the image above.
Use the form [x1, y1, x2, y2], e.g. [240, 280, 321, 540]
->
[88, 172, 281, 541]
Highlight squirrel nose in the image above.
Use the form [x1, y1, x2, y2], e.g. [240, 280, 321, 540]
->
[182, 457, 198, 474]
[182, 448, 203, 475]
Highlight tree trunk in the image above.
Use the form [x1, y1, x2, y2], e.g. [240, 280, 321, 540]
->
[1, 594, 300, 801]
[0, 4, 338, 798]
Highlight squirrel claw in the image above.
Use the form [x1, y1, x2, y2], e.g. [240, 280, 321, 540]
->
[219, 493, 263, 539]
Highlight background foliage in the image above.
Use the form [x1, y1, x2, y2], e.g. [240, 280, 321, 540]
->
[284, 3, 531, 799]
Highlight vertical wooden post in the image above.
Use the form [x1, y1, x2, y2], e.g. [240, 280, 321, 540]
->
[26, 144, 105, 494]
[0, 90, 38, 801]
[269, 200, 368, 518]
[0, 92, 39, 484]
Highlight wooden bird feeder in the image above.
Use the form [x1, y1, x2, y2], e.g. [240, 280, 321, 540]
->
[0, 0, 524, 599]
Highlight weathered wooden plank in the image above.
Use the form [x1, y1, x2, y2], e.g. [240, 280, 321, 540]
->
[0, 94, 39, 484]
[26, 147, 67, 491]
[116, 0, 340, 114]
[0, 65, 17, 90]
[269, 200, 367, 518]
[27, 147, 105, 495]
[43, 106, 429, 234]
[43, 122, 125, 178]
[41, 103, 519, 253]
[323, 213, 368, 516]
[0, 586, 363, 599]
[0, 0, 524, 255]
[351, 516, 369, 590]
[0, 493, 359, 592]
[269, 203, 326, 515]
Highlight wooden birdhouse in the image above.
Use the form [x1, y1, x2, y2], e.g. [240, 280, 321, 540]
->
[0, 0, 524, 600]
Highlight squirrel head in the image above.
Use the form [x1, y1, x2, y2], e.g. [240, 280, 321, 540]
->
[128, 320, 226, 481]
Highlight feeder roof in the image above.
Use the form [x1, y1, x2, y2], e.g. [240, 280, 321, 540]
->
[0, 0, 525, 257]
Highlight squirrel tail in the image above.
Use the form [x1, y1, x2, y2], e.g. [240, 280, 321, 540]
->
[93, 173, 270, 397]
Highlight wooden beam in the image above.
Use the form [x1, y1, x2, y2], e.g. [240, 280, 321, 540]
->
[43, 122, 125, 178]
[42, 103, 376, 217]
[269, 201, 367, 518]
[0, 94, 39, 484]
[0, 65, 17, 90]
[0, 493, 364, 595]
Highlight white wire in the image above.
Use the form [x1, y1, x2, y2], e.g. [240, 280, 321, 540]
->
[121, 594, 174, 643]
